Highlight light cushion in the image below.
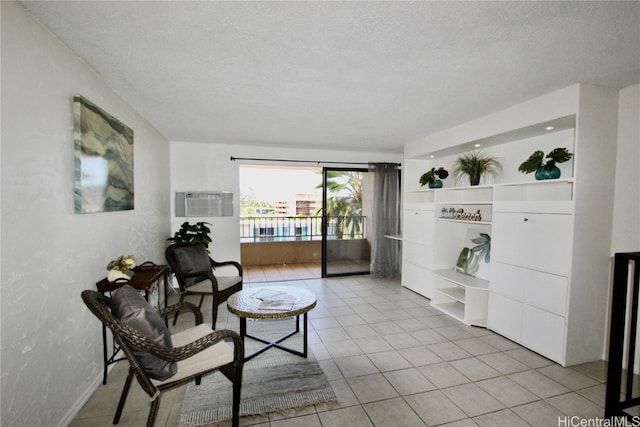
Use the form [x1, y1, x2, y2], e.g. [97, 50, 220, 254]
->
[152, 324, 234, 385]
[111, 285, 177, 381]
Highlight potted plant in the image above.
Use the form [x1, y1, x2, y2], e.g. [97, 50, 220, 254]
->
[106, 254, 136, 282]
[419, 167, 449, 188]
[167, 221, 212, 248]
[518, 147, 573, 180]
[453, 150, 502, 186]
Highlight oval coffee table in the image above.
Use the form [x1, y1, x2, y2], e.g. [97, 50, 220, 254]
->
[227, 286, 317, 361]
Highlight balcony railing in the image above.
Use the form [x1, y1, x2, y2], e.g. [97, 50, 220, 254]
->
[240, 216, 366, 242]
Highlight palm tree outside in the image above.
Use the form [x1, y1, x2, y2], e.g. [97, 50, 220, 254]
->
[318, 170, 364, 239]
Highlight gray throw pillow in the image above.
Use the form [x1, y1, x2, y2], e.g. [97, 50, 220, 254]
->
[171, 244, 212, 288]
[111, 285, 177, 380]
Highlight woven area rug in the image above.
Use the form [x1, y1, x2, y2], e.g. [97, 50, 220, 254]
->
[179, 318, 337, 426]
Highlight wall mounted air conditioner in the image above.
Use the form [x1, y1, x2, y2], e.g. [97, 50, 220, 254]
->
[175, 191, 233, 217]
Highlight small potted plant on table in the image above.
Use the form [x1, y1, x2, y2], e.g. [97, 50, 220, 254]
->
[419, 167, 449, 189]
[106, 255, 136, 282]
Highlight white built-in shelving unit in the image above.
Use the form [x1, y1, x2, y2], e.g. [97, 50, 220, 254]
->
[430, 186, 492, 327]
[401, 84, 619, 367]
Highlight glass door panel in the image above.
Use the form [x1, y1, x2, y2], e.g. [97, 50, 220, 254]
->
[322, 168, 371, 277]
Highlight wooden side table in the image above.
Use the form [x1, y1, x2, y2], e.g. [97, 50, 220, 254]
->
[96, 262, 170, 384]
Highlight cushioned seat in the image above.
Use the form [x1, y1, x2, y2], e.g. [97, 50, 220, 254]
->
[153, 324, 234, 385]
[184, 276, 242, 294]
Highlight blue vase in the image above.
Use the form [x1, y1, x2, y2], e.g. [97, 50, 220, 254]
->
[535, 166, 561, 180]
[429, 180, 443, 189]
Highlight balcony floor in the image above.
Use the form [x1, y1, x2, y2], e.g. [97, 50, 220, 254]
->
[244, 262, 321, 283]
[244, 261, 371, 283]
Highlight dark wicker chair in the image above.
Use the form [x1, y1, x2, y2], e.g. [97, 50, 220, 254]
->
[165, 243, 243, 329]
[81, 289, 244, 427]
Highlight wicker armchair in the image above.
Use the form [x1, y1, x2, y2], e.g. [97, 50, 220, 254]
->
[81, 289, 244, 427]
[165, 243, 243, 329]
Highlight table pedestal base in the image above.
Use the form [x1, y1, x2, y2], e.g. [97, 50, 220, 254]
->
[240, 313, 308, 362]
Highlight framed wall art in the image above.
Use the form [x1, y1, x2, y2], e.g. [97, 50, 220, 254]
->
[73, 96, 134, 213]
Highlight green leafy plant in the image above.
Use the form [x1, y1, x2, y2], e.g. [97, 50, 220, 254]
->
[471, 233, 491, 263]
[456, 247, 479, 276]
[419, 167, 449, 186]
[315, 170, 363, 239]
[456, 233, 491, 277]
[167, 221, 212, 248]
[453, 151, 502, 186]
[518, 147, 573, 174]
[106, 255, 136, 276]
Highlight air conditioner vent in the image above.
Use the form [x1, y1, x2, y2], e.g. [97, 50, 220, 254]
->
[175, 191, 233, 217]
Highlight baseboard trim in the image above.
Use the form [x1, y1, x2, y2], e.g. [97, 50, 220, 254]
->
[56, 366, 112, 427]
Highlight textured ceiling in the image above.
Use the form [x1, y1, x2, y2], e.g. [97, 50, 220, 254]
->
[21, 1, 640, 153]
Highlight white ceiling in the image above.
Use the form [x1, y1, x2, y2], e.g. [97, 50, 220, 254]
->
[21, 1, 640, 153]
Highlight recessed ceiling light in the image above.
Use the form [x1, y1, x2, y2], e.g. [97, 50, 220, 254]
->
[546, 126, 555, 131]
[429, 155, 435, 159]
[474, 144, 481, 148]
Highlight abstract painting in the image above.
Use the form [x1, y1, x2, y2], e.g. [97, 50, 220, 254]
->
[73, 96, 134, 213]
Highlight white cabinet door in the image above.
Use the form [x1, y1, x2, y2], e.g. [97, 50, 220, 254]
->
[492, 261, 568, 316]
[403, 209, 434, 243]
[492, 212, 573, 276]
[523, 270, 568, 316]
[401, 261, 432, 298]
[403, 241, 432, 269]
[487, 293, 522, 341]
[521, 305, 565, 364]
[490, 262, 525, 300]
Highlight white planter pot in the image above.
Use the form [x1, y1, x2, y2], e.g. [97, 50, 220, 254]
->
[108, 269, 132, 282]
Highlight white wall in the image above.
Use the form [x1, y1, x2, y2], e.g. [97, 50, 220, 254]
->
[611, 84, 640, 254]
[1, 2, 171, 426]
[169, 141, 402, 265]
[605, 84, 640, 370]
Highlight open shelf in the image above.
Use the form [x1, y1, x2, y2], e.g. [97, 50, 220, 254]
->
[404, 189, 435, 206]
[494, 179, 574, 204]
[436, 200, 492, 223]
[437, 286, 465, 303]
[433, 268, 489, 290]
[431, 269, 489, 327]
[431, 301, 465, 322]
[433, 186, 493, 204]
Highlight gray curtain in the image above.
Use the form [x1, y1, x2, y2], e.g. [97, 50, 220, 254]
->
[368, 162, 401, 278]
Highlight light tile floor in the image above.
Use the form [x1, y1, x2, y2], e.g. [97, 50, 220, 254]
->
[72, 275, 610, 426]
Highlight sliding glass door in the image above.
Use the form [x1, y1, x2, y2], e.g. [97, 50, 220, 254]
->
[322, 168, 371, 277]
